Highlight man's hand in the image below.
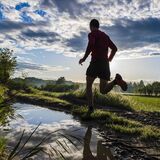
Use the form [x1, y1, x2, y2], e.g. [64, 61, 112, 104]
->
[79, 58, 85, 65]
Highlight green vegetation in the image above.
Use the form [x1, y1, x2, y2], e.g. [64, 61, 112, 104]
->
[126, 95, 160, 112]
[64, 90, 134, 111]
[72, 106, 160, 140]
[0, 137, 6, 156]
[0, 48, 16, 84]
[127, 80, 160, 96]
[0, 85, 8, 158]
[41, 83, 79, 92]
[16, 92, 71, 110]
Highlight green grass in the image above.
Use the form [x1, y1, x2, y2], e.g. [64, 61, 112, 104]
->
[72, 106, 160, 141]
[126, 95, 160, 112]
[16, 92, 71, 109]
[65, 90, 160, 112]
[62, 90, 135, 111]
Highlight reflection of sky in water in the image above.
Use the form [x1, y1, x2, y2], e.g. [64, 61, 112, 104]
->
[12, 103, 73, 125]
[0, 103, 104, 160]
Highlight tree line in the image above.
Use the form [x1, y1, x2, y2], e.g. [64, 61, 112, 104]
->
[127, 80, 160, 96]
[0, 48, 159, 95]
[0, 48, 79, 92]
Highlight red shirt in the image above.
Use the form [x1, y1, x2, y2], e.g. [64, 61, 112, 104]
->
[86, 29, 117, 61]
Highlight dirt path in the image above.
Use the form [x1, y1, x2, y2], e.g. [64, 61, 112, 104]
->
[98, 105, 160, 127]
[98, 129, 160, 160]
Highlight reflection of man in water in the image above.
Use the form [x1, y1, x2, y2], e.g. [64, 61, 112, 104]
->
[82, 126, 114, 160]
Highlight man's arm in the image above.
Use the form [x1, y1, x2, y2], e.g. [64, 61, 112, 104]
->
[108, 37, 117, 62]
[79, 33, 95, 65]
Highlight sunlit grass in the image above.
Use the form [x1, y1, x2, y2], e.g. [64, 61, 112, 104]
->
[72, 106, 160, 141]
[16, 92, 71, 108]
[63, 90, 160, 112]
[63, 90, 135, 111]
[109, 124, 160, 140]
[126, 95, 160, 112]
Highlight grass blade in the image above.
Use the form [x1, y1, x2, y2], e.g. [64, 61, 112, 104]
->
[15, 123, 41, 156]
[50, 145, 59, 156]
[23, 147, 43, 159]
[58, 134, 79, 150]
[57, 150, 66, 160]
[22, 129, 61, 159]
[8, 130, 25, 160]
[56, 139, 70, 153]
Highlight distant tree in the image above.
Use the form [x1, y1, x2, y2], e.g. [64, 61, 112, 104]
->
[128, 80, 160, 96]
[146, 84, 153, 96]
[126, 82, 134, 93]
[138, 87, 145, 95]
[152, 81, 160, 96]
[139, 80, 145, 88]
[0, 48, 16, 84]
[56, 77, 65, 84]
[133, 82, 138, 93]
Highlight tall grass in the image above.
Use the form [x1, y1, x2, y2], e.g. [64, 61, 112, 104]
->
[64, 89, 134, 111]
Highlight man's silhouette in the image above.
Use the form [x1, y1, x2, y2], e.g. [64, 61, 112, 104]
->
[82, 126, 115, 160]
[79, 19, 127, 112]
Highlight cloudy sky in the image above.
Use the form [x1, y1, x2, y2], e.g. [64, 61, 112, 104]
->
[0, 0, 160, 82]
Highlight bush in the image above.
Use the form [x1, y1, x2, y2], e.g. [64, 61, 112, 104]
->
[41, 83, 79, 92]
[8, 79, 28, 91]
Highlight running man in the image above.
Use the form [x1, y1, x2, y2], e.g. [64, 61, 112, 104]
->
[79, 19, 127, 112]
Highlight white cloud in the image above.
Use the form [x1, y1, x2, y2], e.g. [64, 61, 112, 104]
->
[116, 44, 160, 59]
[0, 0, 160, 59]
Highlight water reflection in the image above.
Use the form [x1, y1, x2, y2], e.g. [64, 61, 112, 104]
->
[12, 103, 73, 125]
[83, 126, 114, 160]
[0, 103, 114, 159]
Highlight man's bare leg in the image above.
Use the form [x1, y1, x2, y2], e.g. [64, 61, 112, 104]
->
[99, 79, 115, 94]
[86, 76, 95, 111]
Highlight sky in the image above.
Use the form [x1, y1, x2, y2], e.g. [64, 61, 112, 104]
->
[0, 0, 160, 82]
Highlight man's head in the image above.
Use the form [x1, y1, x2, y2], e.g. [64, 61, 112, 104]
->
[90, 19, 99, 31]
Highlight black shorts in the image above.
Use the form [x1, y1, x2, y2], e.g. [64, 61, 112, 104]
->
[86, 59, 110, 80]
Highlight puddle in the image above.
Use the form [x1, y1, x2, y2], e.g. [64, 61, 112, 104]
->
[0, 103, 114, 160]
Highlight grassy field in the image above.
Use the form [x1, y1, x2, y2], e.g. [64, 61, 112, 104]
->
[126, 95, 160, 112]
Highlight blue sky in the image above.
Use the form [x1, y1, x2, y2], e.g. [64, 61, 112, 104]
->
[0, 0, 160, 82]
